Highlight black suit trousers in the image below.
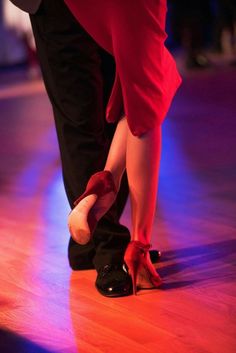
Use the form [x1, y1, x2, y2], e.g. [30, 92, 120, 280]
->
[29, 0, 130, 270]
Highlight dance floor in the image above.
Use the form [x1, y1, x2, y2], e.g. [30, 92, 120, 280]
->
[0, 64, 236, 353]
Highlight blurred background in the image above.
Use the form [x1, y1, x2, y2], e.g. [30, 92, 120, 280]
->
[167, 0, 236, 68]
[0, 0, 236, 74]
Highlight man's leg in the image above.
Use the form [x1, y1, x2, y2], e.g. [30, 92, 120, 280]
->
[29, 0, 130, 271]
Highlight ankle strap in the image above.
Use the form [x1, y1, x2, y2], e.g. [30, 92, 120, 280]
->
[130, 241, 151, 252]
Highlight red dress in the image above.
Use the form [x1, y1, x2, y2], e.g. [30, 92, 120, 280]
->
[65, 0, 181, 136]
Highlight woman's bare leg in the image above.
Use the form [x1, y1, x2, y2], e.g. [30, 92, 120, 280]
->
[105, 118, 162, 244]
[68, 116, 128, 243]
[70, 115, 161, 249]
[104, 116, 128, 189]
[126, 125, 162, 244]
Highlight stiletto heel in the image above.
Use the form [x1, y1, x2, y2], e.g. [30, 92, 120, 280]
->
[125, 259, 139, 295]
[68, 170, 117, 245]
[124, 241, 162, 295]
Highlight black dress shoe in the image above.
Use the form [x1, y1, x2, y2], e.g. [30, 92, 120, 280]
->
[95, 264, 133, 297]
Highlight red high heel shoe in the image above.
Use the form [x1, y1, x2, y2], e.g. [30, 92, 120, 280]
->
[68, 171, 117, 245]
[124, 241, 162, 295]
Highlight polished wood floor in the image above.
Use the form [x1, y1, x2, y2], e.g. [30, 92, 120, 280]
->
[0, 64, 236, 353]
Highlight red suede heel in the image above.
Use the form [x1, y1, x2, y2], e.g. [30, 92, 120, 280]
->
[124, 241, 162, 295]
[68, 171, 117, 245]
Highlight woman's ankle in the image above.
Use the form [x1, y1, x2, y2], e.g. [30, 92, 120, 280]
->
[132, 235, 151, 246]
[103, 168, 123, 191]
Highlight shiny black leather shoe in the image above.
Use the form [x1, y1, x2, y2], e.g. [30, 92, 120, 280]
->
[95, 264, 133, 297]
